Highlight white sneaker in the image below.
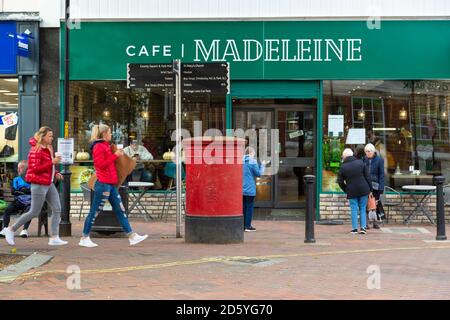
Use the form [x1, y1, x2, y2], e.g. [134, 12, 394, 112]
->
[48, 236, 68, 246]
[0, 228, 6, 237]
[129, 233, 148, 246]
[19, 230, 29, 238]
[3, 228, 15, 246]
[79, 237, 98, 248]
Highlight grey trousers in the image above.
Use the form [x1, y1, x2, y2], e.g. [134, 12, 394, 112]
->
[12, 184, 61, 236]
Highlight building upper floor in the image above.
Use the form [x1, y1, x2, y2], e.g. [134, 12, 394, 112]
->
[1, 0, 449, 28]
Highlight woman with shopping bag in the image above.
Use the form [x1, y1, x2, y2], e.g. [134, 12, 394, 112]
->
[79, 124, 148, 248]
[363, 143, 385, 229]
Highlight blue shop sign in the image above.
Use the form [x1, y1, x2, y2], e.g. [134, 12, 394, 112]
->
[0, 21, 17, 74]
[11, 30, 34, 57]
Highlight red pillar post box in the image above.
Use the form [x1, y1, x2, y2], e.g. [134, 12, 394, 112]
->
[182, 136, 246, 243]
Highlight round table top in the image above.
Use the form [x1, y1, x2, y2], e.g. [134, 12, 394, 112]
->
[402, 185, 436, 191]
[128, 182, 154, 187]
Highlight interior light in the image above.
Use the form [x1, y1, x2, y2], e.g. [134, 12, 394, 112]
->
[103, 109, 110, 118]
[399, 107, 408, 120]
[357, 109, 365, 120]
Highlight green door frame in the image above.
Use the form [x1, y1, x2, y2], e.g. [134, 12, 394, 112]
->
[226, 80, 322, 219]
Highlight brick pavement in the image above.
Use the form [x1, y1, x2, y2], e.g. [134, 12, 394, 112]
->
[1, 219, 450, 299]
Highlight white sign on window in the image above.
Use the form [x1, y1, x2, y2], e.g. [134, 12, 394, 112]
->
[1, 113, 18, 129]
[289, 130, 304, 139]
[346, 129, 366, 145]
[328, 115, 344, 137]
[57, 138, 74, 165]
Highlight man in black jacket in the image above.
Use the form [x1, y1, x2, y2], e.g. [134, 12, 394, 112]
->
[337, 148, 372, 234]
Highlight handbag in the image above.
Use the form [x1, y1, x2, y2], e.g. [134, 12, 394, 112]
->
[367, 193, 377, 211]
[5, 124, 18, 141]
[0, 145, 15, 158]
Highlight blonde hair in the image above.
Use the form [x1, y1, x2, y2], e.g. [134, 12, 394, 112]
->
[90, 124, 110, 141]
[364, 143, 377, 153]
[33, 126, 53, 147]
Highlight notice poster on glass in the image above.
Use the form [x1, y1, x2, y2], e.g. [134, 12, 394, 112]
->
[328, 115, 344, 137]
[346, 129, 366, 145]
[57, 138, 74, 165]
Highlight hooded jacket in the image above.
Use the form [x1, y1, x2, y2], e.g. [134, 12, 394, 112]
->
[243, 155, 266, 197]
[90, 140, 119, 185]
[25, 137, 55, 185]
[337, 156, 372, 199]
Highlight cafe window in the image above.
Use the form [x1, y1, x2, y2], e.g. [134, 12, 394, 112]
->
[322, 80, 450, 192]
[68, 81, 226, 160]
[0, 78, 19, 163]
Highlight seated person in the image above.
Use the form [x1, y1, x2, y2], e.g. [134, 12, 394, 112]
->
[124, 140, 154, 182]
[0, 161, 32, 238]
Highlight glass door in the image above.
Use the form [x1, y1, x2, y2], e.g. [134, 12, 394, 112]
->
[233, 98, 316, 209]
[275, 109, 315, 208]
[234, 109, 274, 207]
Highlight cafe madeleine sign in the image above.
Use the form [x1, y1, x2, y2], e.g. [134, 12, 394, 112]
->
[125, 38, 363, 63]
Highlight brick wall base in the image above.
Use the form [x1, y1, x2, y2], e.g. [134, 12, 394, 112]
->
[70, 192, 450, 224]
[319, 193, 450, 224]
[70, 192, 183, 221]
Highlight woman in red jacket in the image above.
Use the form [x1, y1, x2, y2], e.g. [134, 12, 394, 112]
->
[79, 124, 148, 248]
[3, 127, 67, 246]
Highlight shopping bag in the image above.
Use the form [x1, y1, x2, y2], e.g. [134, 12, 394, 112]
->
[367, 193, 377, 211]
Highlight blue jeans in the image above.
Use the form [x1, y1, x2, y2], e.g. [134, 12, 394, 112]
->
[349, 196, 368, 230]
[243, 196, 255, 229]
[82, 181, 133, 236]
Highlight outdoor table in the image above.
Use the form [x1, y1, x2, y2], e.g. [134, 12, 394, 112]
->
[390, 173, 433, 188]
[127, 182, 154, 221]
[401, 185, 436, 225]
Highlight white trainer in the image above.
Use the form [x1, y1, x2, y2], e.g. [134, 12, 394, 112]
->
[3, 228, 15, 246]
[79, 237, 98, 248]
[0, 228, 6, 237]
[129, 233, 148, 246]
[19, 230, 29, 238]
[48, 236, 68, 246]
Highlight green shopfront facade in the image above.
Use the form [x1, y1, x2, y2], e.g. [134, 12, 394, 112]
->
[62, 20, 450, 221]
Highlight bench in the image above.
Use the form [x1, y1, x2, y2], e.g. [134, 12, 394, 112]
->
[0, 204, 49, 237]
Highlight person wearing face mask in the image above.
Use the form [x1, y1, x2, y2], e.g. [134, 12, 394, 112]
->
[3, 127, 67, 246]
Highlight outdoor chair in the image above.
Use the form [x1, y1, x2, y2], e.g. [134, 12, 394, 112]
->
[160, 163, 186, 221]
[380, 186, 404, 224]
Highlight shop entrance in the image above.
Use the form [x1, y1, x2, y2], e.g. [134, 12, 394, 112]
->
[233, 99, 316, 209]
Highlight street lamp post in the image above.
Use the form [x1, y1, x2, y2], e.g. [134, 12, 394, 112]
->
[60, 0, 72, 236]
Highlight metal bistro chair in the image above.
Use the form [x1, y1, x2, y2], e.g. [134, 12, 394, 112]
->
[444, 184, 450, 207]
[380, 186, 404, 224]
[160, 162, 186, 221]
[79, 182, 92, 221]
